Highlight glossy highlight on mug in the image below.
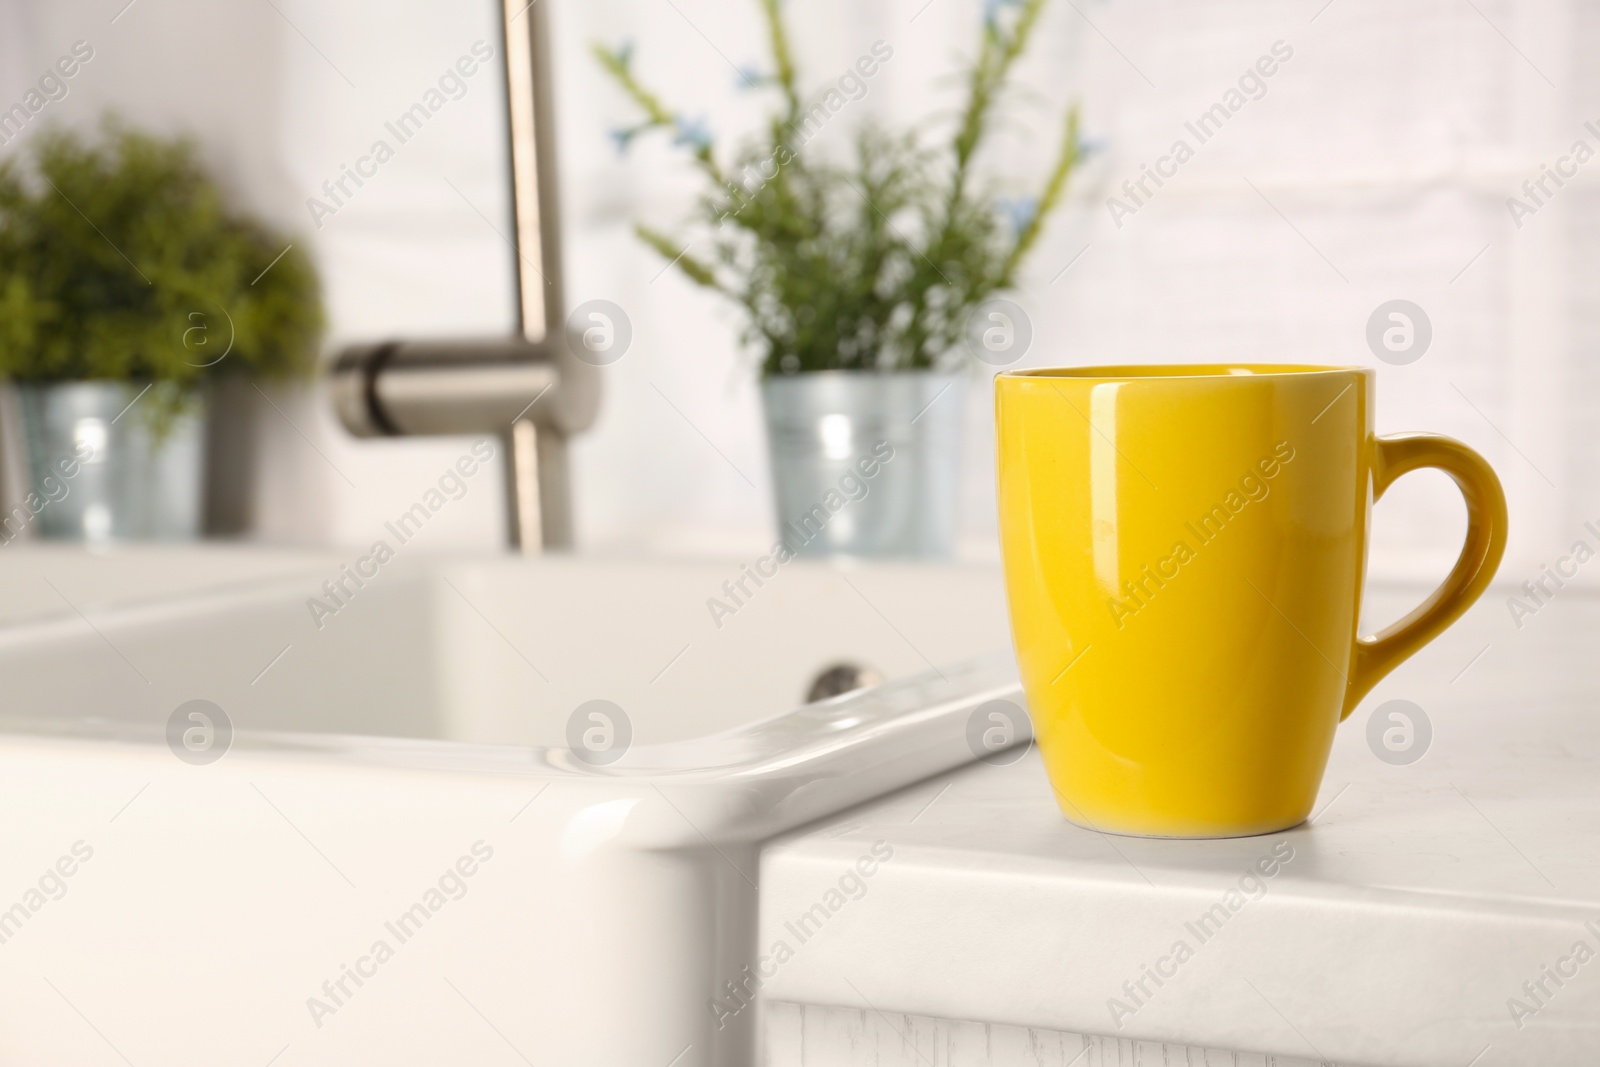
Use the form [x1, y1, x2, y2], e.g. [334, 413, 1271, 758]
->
[995, 364, 1507, 838]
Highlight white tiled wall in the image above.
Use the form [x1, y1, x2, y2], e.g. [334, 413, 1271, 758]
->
[1, 0, 1592, 588]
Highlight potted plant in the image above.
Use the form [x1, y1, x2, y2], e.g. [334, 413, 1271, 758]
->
[596, 0, 1080, 557]
[0, 120, 322, 543]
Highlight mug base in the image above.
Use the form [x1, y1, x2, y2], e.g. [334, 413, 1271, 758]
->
[1059, 812, 1308, 840]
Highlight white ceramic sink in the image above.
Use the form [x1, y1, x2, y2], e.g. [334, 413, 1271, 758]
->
[0, 546, 1017, 1067]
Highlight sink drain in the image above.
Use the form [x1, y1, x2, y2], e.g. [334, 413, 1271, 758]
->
[805, 662, 884, 703]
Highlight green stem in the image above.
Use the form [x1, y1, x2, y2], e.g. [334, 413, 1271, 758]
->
[635, 223, 726, 291]
[903, 0, 1051, 364]
[948, 0, 1047, 204]
[757, 0, 802, 124]
[999, 104, 1078, 285]
[592, 42, 725, 184]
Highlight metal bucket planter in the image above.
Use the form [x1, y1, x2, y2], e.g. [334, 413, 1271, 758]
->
[760, 370, 965, 559]
[12, 382, 203, 542]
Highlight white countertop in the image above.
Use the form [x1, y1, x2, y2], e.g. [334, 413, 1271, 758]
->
[757, 587, 1600, 1067]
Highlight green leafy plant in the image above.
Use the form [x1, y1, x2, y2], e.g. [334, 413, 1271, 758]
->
[0, 120, 324, 423]
[595, 0, 1080, 376]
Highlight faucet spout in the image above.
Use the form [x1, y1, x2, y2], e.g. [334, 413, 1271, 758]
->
[329, 339, 571, 552]
[327, 0, 596, 554]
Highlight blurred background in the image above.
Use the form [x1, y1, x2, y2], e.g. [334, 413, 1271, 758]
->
[0, 0, 1581, 585]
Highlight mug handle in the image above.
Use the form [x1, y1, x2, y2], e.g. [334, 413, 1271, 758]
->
[1341, 433, 1509, 719]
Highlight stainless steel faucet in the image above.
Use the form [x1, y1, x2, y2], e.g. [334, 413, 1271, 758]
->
[329, 0, 596, 553]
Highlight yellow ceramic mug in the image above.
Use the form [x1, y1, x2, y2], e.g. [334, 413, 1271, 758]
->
[996, 365, 1507, 838]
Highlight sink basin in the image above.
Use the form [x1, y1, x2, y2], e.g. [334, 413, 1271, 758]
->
[0, 546, 1017, 1067]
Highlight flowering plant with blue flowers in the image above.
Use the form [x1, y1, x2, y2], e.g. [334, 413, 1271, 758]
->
[595, 0, 1081, 376]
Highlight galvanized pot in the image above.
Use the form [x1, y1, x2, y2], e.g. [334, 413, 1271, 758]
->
[760, 370, 964, 558]
[11, 382, 203, 542]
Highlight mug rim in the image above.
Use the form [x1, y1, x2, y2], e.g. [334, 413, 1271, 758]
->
[998, 363, 1369, 382]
